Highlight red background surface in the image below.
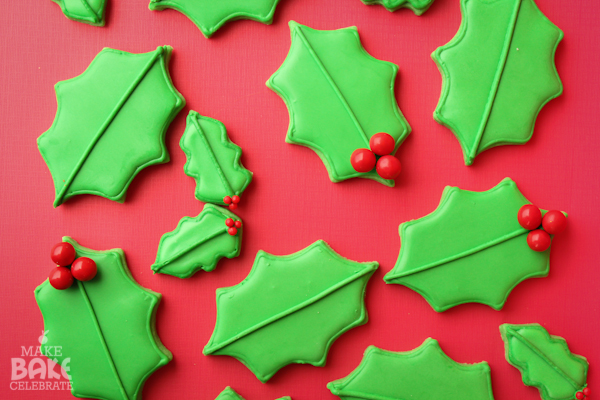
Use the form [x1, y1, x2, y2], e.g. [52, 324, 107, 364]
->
[1, 0, 598, 398]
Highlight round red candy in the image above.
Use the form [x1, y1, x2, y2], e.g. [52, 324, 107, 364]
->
[232, 195, 240, 204]
[350, 149, 376, 173]
[228, 227, 238, 236]
[376, 155, 401, 179]
[50, 242, 76, 267]
[527, 230, 551, 252]
[234, 220, 242, 229]
[542, 210, 567, 235]
[49, 266, 74, 290]
[71, 257, 97, 281]
[223, 196, 232, 205]
[576, 392, 584, 400]
[229, 203, 238, 211]
[369, 133, 395, 156]
[517, 204, 542, 230]
[225, 218, 234, 227]
[583, 387, 590, 396]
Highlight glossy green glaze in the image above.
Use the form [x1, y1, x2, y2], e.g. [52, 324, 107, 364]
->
[328, 339, 495, 399]
[38, 46, 185, 207]
[203, 240, 378, 382]
[180, 111, 252, 206]
[215, 386, 291, 400]
[267, 21, 411, 186]
[501, 324, 588, 400]
[34, 237, 171, 400]
[51, 0, 106, 26]
[152, 204, 242, 278]
[148, 0, 281, 38]
[360, 0, 434, 14]
[384, 178, 563, 312]
[432, 0, 563, 165]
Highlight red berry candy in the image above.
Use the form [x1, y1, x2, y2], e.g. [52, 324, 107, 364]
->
[376, 155, 401, 179]
[542, 210, 567, 235]
[223, 196, 232, 205]
[71, 257, 97, 281]
[527, 230, 551, 252]
[228, 227, 238, 236]
[350, 148, 376, 173]
[50, 242, 76, 267]
[369, 133, 395, 156]
[576, 391, 584, 400]
[232, 195, 240, 204]
[229, 203, 238, 211]
[583, 387, 590, 396]
[234, 220, 242, 229]
[49, 267, 74, 290]
[517, 204, 542, 230]
[225, 218, 235, 227]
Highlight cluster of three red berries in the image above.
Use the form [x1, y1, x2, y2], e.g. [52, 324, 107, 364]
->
[576, 387, 591, 399]
[223, 195, 241, 210]
[48, 242, 97, 290]
[350, 133, 402, 179]
[518, 205, 567, 252]
[225, 218, 243, 236]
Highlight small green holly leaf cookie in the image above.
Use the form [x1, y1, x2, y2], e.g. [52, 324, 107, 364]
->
[152, 204, 242, 278]
[203, 240, 378, 382]
[148, 0, 281, 38]
[180, 111, 252, 206]
[267, 21, 410, 187]
[500, 324, 589, 400]
[328, 339, 494, 399]
[432, 0, 563, 165]
[38, 46, 185, 208]
[384, 178, 564, 312]
[216, 387, 291, 400]
[35, 237, 172, 400]
[360, 0, 434, 14]
[51, 0, 107, 26]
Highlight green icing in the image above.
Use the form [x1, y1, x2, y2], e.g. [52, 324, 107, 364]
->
[51, 0, 106, 26]
[267, 21, 411, 187]
[203, 240, 378, 382]
[148, 0, 281, 38]
[360, 0, 434, 14]
[328, 339, 495, 400]
[37, 46, 185, 207]
[500, 324, 588, 400]
[180, 111, 253, 206]
[215, 386, 291, 400]
[384, 178, 564, 312]
[34, 237, 172, 400]
[152, 204, 242, 278]
[432, 0, 563, 165]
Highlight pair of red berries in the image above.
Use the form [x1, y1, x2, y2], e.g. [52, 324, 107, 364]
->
[225, 218, 242, 236]
[223, 195, 241, 210]
[517, 205, 567, 252]
[576, 387, 591, 399]
[49, 242, 98, 290]
[350, 133, 402, 180]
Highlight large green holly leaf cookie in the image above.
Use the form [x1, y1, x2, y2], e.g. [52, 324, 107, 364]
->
[360, 0, 434, 14]
[38, 46, 185, 207]
[148, 0, 281, 38]
[180, 111, 252, 206]
[501, 324, 589, 400]
[35, 237, 172, 400]
[267, 21, 410, 187]
[203, 240, 378, 382]
[432, 0, 563, 165]
[51, 0, 107, 26]
[328, 338, 494, 399]
[152, 204, 242, 278]
[216, 387, 291, 400]
[384, 178, 564, 312]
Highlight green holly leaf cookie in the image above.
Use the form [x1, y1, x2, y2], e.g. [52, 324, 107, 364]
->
[360, 0, 434, 14]
[216, 387, 291, 400]
[180, 111, 252, 206]
[500, 324, 589, 400]
[38, 46, 185, 207]
[152, 204, 242, 278]
[35, 237, 172, 400]
[384, 178, 564, 312]
[328, 339, 495, 400]
[267, 21, 411, 187]
[203, 240, 378, 382]
[148, 0, 281, 38]
[432, 0, 563, 165]
[51, 0, 107, 26]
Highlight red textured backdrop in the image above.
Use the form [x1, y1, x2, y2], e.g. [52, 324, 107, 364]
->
[0, 0, 598, 398]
